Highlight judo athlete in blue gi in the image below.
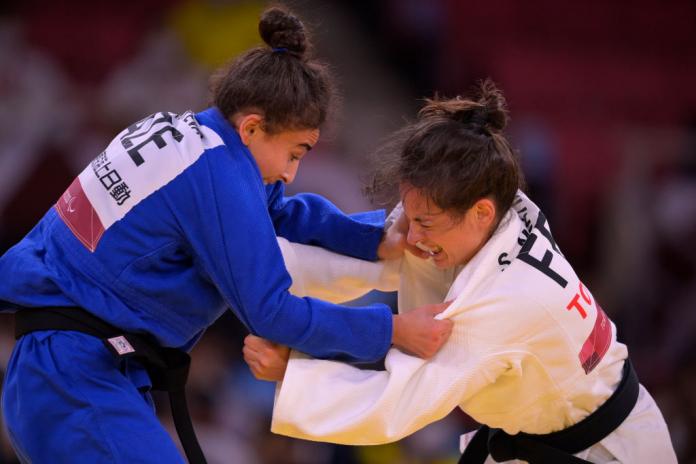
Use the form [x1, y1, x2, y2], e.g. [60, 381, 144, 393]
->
[0, 7, 452, 463]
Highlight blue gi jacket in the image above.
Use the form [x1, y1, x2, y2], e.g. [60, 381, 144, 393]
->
[0, 107, 392, 362]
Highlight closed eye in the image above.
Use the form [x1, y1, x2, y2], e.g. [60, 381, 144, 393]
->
[415, 219, 433, 229]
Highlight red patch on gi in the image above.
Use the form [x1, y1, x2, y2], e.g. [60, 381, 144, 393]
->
[578, 305, 611, 374]
[55, 177, 105, 252]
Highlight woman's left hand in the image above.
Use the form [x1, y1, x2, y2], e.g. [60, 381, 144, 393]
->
[243, 335, 290, 382]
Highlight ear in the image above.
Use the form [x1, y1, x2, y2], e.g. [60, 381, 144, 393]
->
[473, 198, 496, 229]
[237, 113, 264, 145]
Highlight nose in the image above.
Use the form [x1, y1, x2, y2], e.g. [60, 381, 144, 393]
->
[281, 161, 300, 184]
[406, 223, 425, 245]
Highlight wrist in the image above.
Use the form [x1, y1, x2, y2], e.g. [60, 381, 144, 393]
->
[377, 232, 387, 260]
[391, 314, 402, 347]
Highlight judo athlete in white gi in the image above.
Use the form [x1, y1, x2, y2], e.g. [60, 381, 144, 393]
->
[244, 82, 677, 463]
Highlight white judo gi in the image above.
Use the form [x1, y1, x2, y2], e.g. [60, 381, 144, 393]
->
[273, 192, 676, 463]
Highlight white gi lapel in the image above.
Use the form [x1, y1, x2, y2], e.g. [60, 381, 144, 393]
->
[436, 189, 550, 320]
[436, 210, 523, 320]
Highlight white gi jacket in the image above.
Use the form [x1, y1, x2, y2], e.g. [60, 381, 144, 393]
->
[273, 193, 676, 463]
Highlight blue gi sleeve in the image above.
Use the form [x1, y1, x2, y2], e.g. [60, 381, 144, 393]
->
[170, 147, 393, 362]
[266, 182, 385, 261]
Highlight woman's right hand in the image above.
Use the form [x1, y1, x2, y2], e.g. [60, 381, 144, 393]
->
[243, 334, 290, 382]
[391, 302, 453, 358]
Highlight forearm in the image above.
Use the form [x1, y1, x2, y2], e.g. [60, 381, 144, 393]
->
[271, 349, 461, 445]
[278, 237, 400, 303]
[268, 185, 386, 260]
[248, 293, 393, 363]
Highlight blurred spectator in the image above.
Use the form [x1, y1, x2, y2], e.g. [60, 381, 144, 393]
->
[99, 27, 209, 125]
[169, 0, 265, 70]
[0, 18, 81, 248]
[19, 0, 175, 85]
[596, 124, 696, 460]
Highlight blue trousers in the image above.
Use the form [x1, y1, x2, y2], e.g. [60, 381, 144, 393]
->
[2, 331, 185, 463]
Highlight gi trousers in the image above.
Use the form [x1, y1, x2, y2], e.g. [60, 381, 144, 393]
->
[2, 330, 185, 463]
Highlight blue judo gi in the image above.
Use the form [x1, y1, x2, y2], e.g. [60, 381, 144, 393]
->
[0, 108, 392, 462]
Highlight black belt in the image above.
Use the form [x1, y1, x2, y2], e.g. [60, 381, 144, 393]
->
[459, 359, 639, 464]
[14, 307, 207, 464]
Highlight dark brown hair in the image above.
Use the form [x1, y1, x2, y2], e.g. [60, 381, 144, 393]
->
[210, 6, 336, 134]
[368, 79, 524, 220]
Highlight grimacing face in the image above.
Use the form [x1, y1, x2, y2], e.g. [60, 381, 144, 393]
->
[401, 186, 496, 269]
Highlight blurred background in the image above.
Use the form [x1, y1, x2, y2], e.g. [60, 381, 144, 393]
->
[1, 0, 695, 462]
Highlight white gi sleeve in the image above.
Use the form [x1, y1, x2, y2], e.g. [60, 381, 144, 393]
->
[271, 319, 525, 445]
[277, 237, 400, 304]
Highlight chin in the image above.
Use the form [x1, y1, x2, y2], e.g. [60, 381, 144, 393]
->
[432, 256, 454, 269]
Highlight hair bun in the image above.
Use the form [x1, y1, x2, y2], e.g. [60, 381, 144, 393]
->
[259, 7, 308, 57]
[420, 78, 508, 134]
[475, 78, 508, 132]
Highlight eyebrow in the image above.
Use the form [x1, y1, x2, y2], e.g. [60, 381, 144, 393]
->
[415, 211, 445, 221]
[298, 143, 313, 152]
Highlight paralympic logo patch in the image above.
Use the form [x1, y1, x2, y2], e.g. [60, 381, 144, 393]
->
[55, 177, 105, 252]
[578, 304, 611, 374]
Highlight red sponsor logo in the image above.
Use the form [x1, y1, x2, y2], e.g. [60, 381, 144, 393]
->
[578, 305, 611, 374]
[566, 282, 612, 374]
[55, 177, 105, 252]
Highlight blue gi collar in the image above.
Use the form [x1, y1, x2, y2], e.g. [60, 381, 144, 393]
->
[195, 106, 264, 181]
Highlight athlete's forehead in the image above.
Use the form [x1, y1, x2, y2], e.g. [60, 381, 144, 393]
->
[275, 127, 320, 152]
[400, 185, 446, 220]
